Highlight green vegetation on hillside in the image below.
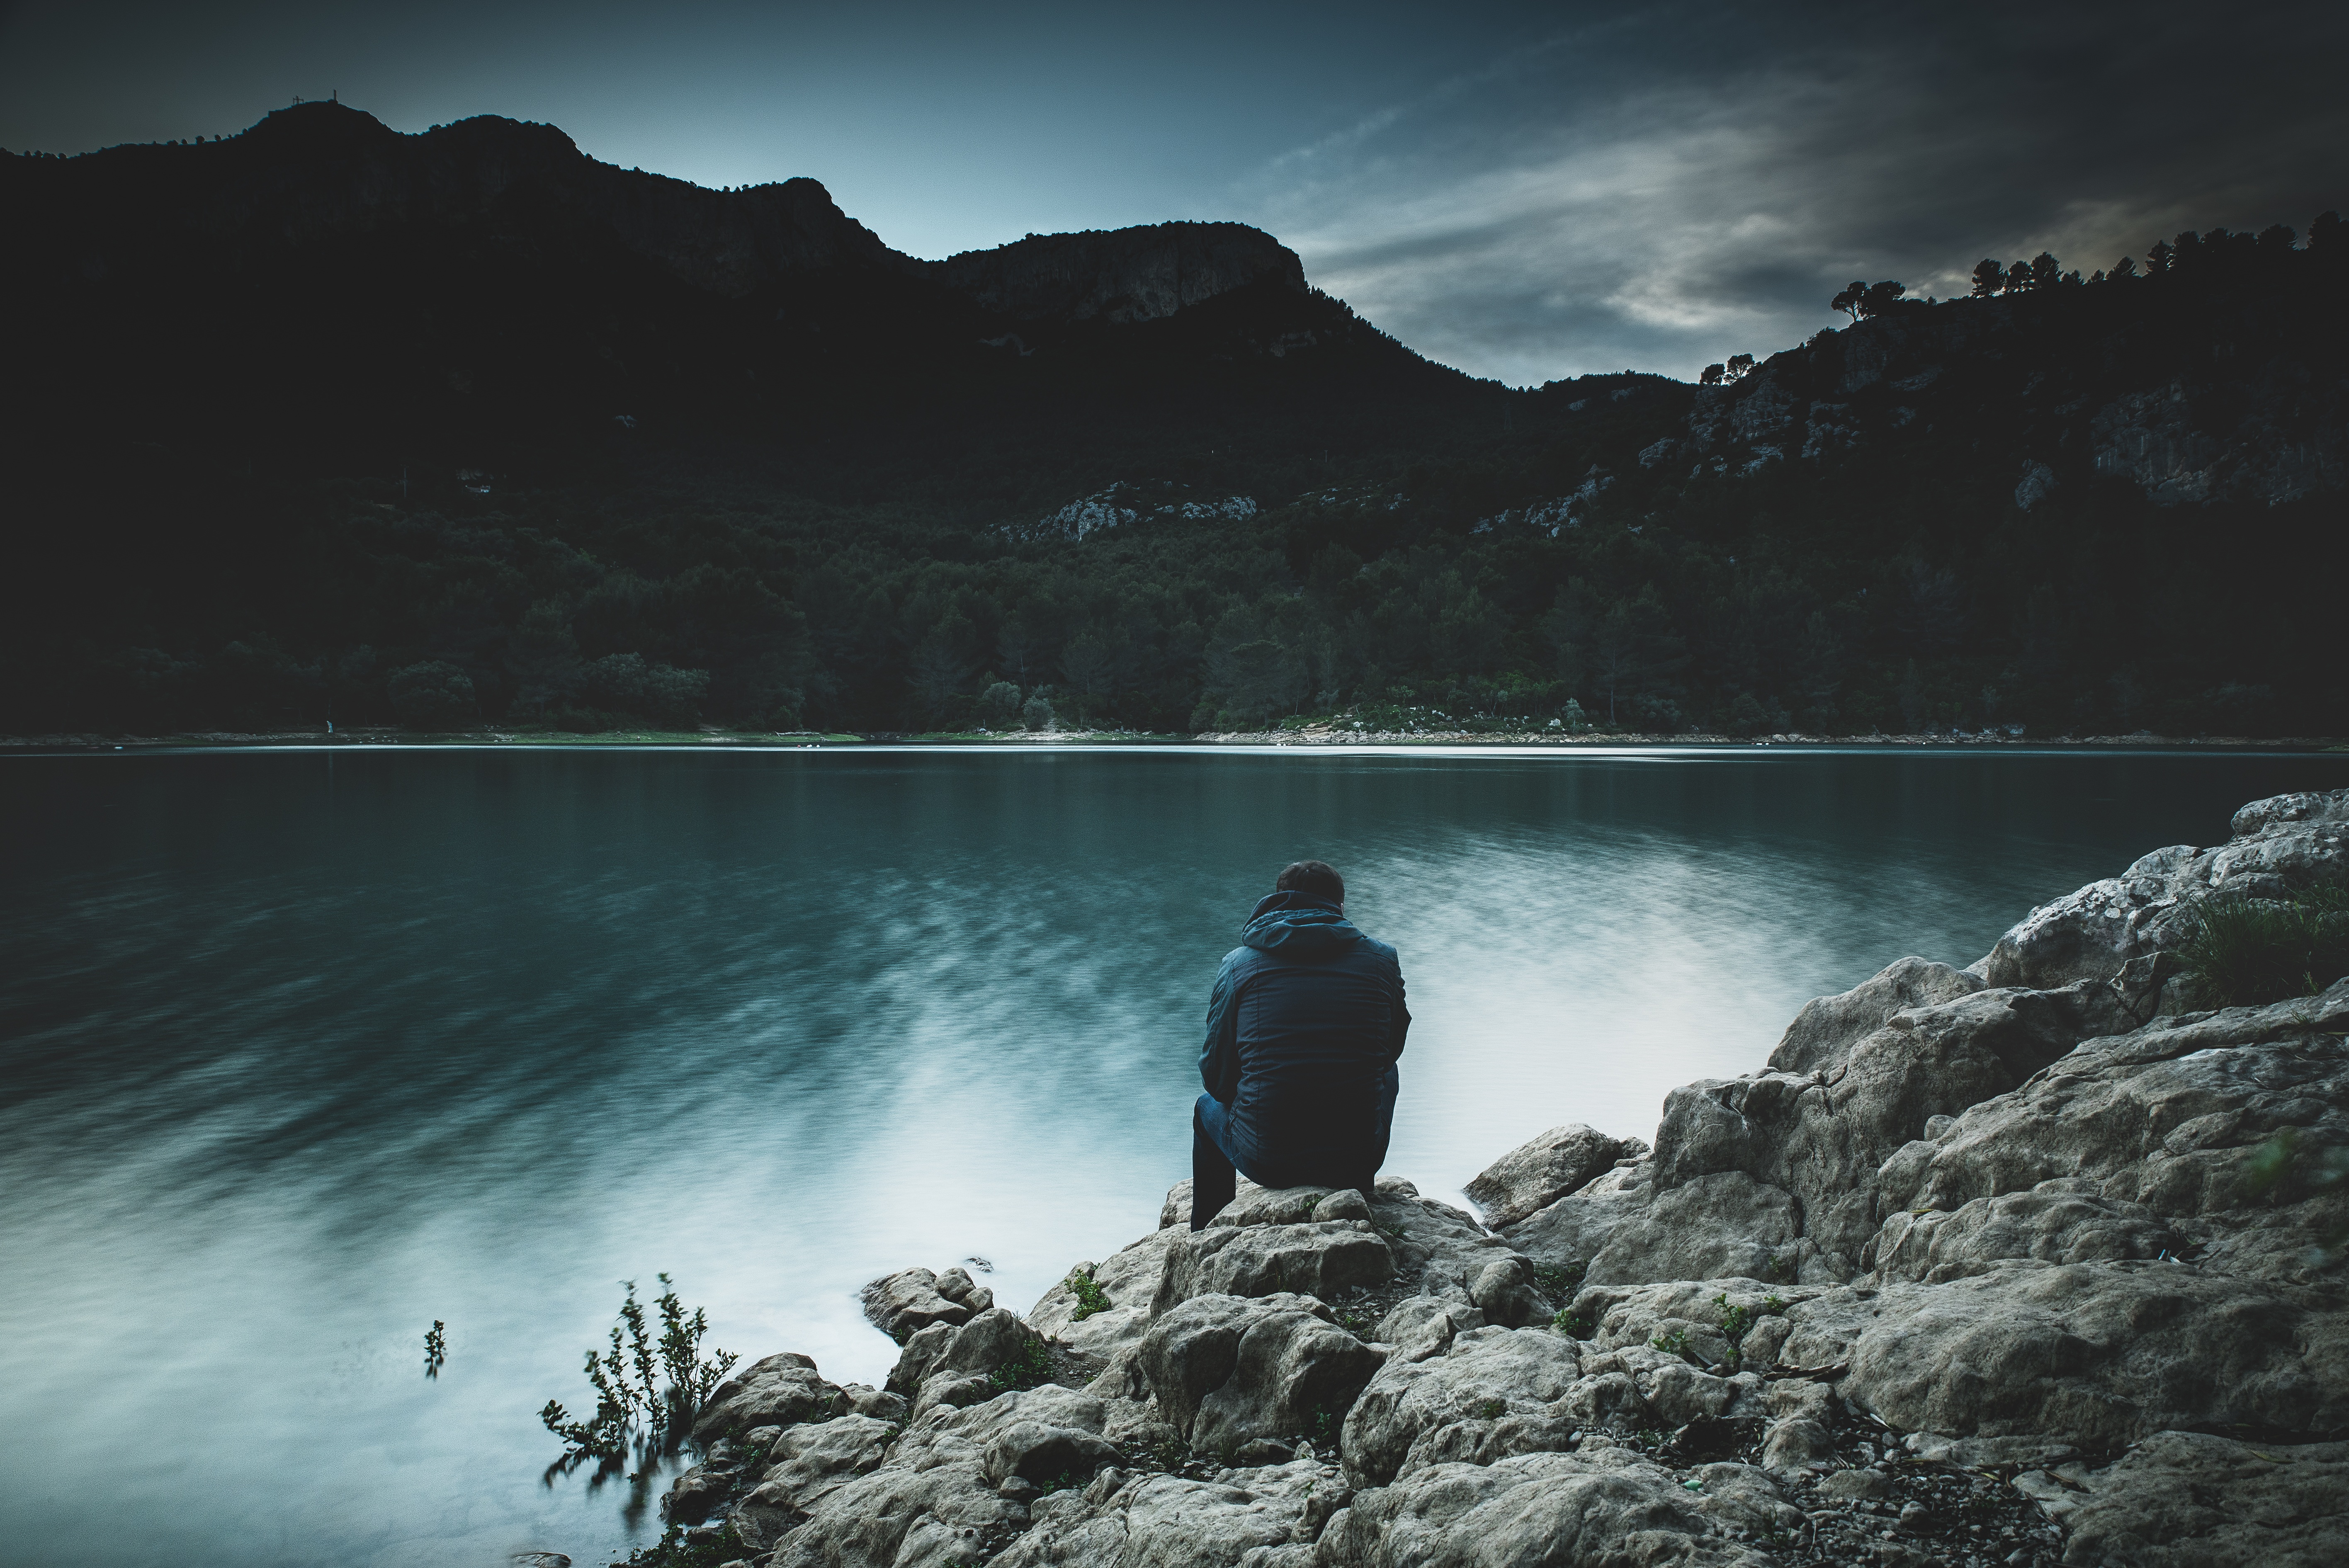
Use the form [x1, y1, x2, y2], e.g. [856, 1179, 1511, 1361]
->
[4, 165, 2344, 739]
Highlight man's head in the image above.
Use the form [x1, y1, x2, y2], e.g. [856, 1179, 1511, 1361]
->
[1275, 859, 1345, 908]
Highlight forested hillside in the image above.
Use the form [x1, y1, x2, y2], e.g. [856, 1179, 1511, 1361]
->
[4, 104, 2343, 737]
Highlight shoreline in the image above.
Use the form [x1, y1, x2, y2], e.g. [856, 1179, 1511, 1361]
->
[5, 727, 2346, 753]
[626, 787, 2349, 1568]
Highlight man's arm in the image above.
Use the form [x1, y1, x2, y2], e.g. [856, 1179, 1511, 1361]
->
[1386, 957, 1411, 1067]
[1199, 957, 1244, 1104]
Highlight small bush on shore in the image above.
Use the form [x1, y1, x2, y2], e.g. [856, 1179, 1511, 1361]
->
[2177, 886, 2349, 1006]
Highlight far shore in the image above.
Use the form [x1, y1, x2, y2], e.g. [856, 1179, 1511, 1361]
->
[5, 726, 2345, 752]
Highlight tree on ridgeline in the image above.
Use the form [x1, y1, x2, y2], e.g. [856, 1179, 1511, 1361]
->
[1970, 259, 2004, 297]
[1830, 280, 1907, 319]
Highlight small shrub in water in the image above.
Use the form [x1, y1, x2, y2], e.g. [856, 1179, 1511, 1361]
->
[423, 1320, 447, 1379]
[2176, 886, 2349, 1007]
[539, 1274, 738, 1468]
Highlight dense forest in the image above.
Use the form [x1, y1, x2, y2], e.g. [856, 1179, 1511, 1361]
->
[3, 107, 2344, 738]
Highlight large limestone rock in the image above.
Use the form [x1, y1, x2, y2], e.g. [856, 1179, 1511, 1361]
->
[1028, 1228, 1183, 1360]
[887, 1306, 1051, 1408]
[1151, 1223, 1395, 1315]
[731, 1413, 898, 1541]
[693, 1351, 850, 1442]
[1138, 1293, 1385, 1455]
[862, 1266, 976, 1343]
[774, 1384, 1108, 1568]
[992, 1457, 1346, 1567]
[1870, 1179, 2184, 1283]
[1498, 1158, 1658, 1278]
[1340, 1324, 1585, 1488]
[1974, 789, 2349, 992]
[1767, 955, 1982, 1076]
[1463, 1125, 1642, 1228]
[1876, 980, 2349, 1286]
[2053, 1429, 2349, 1566]
[1628, 978, 2139, 1280]
[1315, 1449, 1780, 1568]
[1581, 1172, 1803, 1287]
[1764, 1262, 2349, 1446]
[1567, 1278, 1827, 1371]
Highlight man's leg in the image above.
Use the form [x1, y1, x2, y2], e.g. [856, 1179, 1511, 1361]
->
[1348, 1065, 1401, 1203]
[1192, 1095, 1238, 1232]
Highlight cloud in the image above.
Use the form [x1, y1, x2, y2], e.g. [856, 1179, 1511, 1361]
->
[1236, 2, 2349, 385]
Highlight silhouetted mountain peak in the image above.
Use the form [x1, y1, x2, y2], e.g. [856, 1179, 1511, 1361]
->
[930, 221, 1304, 325]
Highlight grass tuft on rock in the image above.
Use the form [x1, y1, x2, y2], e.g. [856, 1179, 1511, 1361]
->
[2176, 885, 2349, 1007]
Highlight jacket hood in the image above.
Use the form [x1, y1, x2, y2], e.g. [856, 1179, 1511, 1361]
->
[1241, 890, 1362, 958]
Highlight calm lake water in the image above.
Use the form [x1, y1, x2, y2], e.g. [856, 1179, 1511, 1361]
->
[5, 744, 2346, 1567]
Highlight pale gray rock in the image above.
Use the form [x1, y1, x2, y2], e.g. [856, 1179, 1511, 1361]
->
[1561, 1343, 1761, 1430]
[1464, 1125, 1640, 1229]
[1817, 1465, 1890, 1500]
[1210, 1185, 1345, 1228]
[1139, 1292, 1385, 1455]
[861, 1266, 974, 1343]
[1466, 1255, 1549, 1329]
[1786, 1262, 2349, 1445]
[991, 1458, 1345, 1568]
[1582, 1172, 1802, 1286]
[1643, 980, 2137, 1277]
[1312, 1190, 1372, 1224]
[1569, 1277, 1823, 1367]
[1759, 1378, 1835, 1473]
[733, 1414, 898, 1537]
[1315, 1449, 1777, 1567]
[887, 1306, 1049, 1403]
[1028, 1228, 1183, 1360]
[1876, 982, 2349, 1286]
[694, 1351, 850, 1442]
[1499, 1158, 1655, 1275]
[933, 1266, 995, 1316]
[1974, 789, 2349, 991]
[1152, 1223, 1395, 1315]
[911, 1371, 1001, 1419]
[1340, 1323, 1585, 1487]
[1767, 956, 1983, 1077]
[981, 1411, 1119, 1487]
[842, 1384, 909, 1423]
[1869, 1179, 2183, 1283]
[1371, 1296, 1484, 1364]
[2057, 1429, 2349, 1566]
[774, 1385, 1103, 1568]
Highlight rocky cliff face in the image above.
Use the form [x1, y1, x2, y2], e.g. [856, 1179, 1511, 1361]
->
[667, 789, 2349, 1567]
[1674, 279, 2349, 510]
[928, 222, 1306, 326]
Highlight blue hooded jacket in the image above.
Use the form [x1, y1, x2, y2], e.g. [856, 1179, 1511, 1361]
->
[1199, 890, 1409, 1177]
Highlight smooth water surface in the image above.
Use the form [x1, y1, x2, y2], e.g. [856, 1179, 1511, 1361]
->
[5, 745, 2345, 1567]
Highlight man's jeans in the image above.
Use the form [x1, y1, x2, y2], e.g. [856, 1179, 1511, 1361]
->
[1191, 1067, 1399, 1231]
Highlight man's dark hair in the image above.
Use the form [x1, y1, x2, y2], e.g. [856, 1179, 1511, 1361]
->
[1276, 860, 1345, 904]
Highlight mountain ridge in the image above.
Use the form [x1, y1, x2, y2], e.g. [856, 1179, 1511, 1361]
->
[3, 102, 2343, 740]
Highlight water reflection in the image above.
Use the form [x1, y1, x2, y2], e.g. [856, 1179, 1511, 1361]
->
[2, 747, 2343, 1567]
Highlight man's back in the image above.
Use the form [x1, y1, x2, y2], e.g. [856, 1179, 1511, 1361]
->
[1200, 888, 1409, 1183]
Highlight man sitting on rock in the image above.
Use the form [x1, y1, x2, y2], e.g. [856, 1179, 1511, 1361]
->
[1192, 859, 1409, 1230]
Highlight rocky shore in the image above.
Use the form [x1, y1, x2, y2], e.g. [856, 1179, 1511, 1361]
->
[666, 791, 2342, 1566]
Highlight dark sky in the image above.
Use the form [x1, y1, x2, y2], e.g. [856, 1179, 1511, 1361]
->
[4, 0, 2342, 384]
